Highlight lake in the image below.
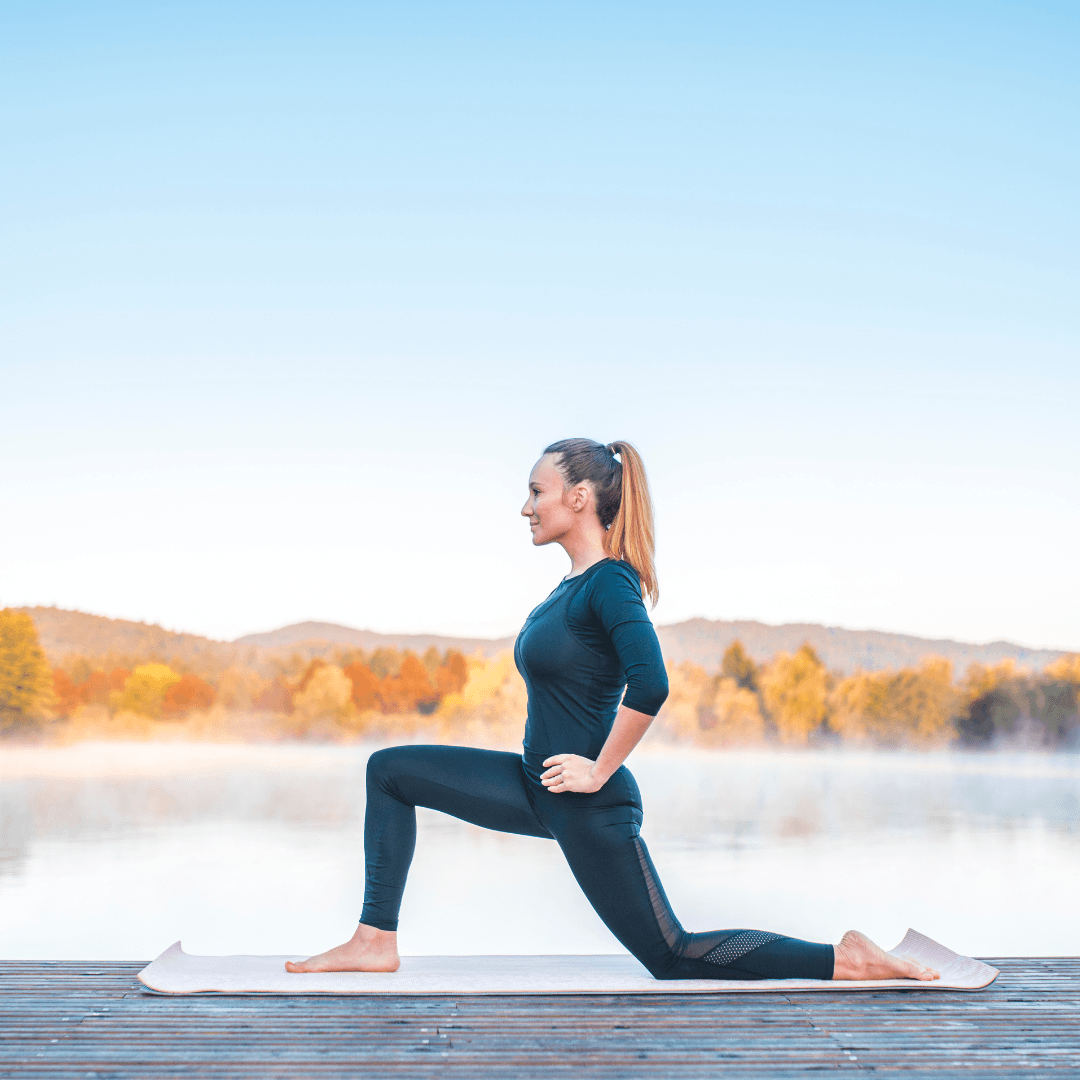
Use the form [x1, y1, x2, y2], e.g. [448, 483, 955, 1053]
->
[2, 742, 1079, 961]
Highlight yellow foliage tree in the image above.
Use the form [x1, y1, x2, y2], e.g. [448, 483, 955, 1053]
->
[759, 644, 830, 745]
[963, 658, 1020, 702]
[1046, 654, 1080, 687]
[831, 658, 958, 747]
[114, 663, 182, 718]
[292, 664, 356, 728]
[696, 675, 766, 746]
[0, 609, 54, 730]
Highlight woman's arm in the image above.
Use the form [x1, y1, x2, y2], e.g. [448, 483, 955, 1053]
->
[541, 704, 654, 793]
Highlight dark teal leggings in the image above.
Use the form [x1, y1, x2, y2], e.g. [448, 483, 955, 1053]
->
[361, 745, 834, 981]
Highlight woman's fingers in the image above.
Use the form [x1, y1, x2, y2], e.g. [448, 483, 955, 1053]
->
[541, 754, 573, 783]
[540, 753, 600, 793]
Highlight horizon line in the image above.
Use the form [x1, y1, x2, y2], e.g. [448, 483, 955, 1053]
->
[13, 603, 1074, 657]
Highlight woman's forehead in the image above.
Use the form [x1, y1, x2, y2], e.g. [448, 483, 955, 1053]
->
[529, 454, 560, 484]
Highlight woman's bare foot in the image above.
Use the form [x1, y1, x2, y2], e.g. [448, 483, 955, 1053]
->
[832, 930, 940, 982]
[285, 923, 400, 973]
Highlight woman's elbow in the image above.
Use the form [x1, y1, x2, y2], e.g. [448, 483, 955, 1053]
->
[626, 673, 668, 718]
[649, 668, 669, 713]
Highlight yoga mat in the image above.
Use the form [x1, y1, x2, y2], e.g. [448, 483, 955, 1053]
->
[138, 929, 998, 995]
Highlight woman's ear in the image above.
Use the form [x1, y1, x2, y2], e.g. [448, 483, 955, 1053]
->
[569, 483, 592, 513]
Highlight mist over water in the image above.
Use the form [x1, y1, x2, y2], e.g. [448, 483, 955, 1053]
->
[2, 743, 1078, 961]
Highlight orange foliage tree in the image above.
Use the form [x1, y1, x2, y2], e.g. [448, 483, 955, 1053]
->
[382, 652, 439, 714]
[343, 662, 383, 711]
[162, 674, 217, 718]
[435, 650, 469, 696]
[52, 669, 82, 717]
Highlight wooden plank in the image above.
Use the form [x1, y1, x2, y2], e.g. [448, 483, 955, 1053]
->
[1, 958, 1078, 1078]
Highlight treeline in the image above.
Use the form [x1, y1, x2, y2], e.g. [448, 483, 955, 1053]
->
[660, 642, 1080, 749]
[3, 609, 1079, 749]
[0, 609, 469, 739]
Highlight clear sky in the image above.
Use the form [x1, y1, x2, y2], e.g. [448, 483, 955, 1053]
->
[2, 1, 1077, 650]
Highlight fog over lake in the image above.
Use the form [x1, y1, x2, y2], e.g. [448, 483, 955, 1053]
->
[2, 743, 1078, 961]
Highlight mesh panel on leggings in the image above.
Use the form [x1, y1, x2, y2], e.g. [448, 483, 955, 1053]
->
[702, 930, 784, 968]
[632, 838, 680, 951]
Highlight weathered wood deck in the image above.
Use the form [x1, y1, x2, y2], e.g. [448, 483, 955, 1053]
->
[2, 958, 1078, 1078]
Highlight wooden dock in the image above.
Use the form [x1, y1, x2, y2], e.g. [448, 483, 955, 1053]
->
[2, 958, 1078, 1078]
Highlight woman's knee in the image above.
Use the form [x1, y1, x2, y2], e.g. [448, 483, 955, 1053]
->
[366, 746, 412, 792]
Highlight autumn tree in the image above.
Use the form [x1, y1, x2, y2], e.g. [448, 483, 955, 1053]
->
[382, 652, 439, 714]
[52, 668, 83, 718]
[162, 673, 217, 719]
[696, 675, 766, 746]
[720, 641, 759, 692]
[75, 668, 130, 708]
[758, 644, 831, 745]
[343, 662, 383, 711]
[114, 664, 182, 718]
[292, 664, 355, 728]
[294, 658, 328, 695]
[435, 650, 469, 696]
[1046, 654, 1080, 688]
[831, 658, 958, 747]
[0, 609, 54, 730]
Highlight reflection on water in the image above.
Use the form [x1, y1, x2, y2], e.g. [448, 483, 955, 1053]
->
[2, 743, 1079, 960]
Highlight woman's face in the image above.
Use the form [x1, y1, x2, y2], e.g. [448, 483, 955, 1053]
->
[521, 454, 579, 546]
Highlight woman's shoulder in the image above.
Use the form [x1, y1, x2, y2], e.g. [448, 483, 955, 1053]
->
[589, 558, 645, 597]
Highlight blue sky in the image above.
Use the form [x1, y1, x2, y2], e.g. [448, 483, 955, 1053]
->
[2, 1, 1077, 650]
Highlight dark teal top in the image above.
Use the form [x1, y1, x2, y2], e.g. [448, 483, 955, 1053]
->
[514, 558, 669, 783]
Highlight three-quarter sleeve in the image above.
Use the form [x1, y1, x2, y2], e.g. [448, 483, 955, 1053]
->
[587, 562, 669, 716]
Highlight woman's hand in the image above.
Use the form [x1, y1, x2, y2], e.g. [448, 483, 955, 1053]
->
[541, 754, 607, 793]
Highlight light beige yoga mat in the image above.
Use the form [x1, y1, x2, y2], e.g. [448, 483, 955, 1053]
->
[137, 929, 997, 995]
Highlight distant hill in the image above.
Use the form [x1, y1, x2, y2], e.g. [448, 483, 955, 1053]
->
[233, 621, 514, 658]
[19, 607, 243, 670]
[18, 608, 512, 672]
[655, 619, 1067, 674]
[18, 606, 1070, 676]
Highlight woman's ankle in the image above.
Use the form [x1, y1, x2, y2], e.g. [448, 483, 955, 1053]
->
[354, 922, 396, 941]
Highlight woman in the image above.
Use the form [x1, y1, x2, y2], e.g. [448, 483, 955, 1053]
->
[287, 439, 938, 982]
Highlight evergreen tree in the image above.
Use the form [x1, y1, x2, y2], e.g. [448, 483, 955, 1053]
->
[720, 640, 759, 691]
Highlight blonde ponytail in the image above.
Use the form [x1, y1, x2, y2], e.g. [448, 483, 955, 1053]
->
[604, 441, 658, 606]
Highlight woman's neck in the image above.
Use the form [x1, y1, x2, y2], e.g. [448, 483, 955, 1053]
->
[561, 535, 610, 579]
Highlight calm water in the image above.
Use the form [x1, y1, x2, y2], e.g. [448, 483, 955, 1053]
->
[2, 742, 1079, 960]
